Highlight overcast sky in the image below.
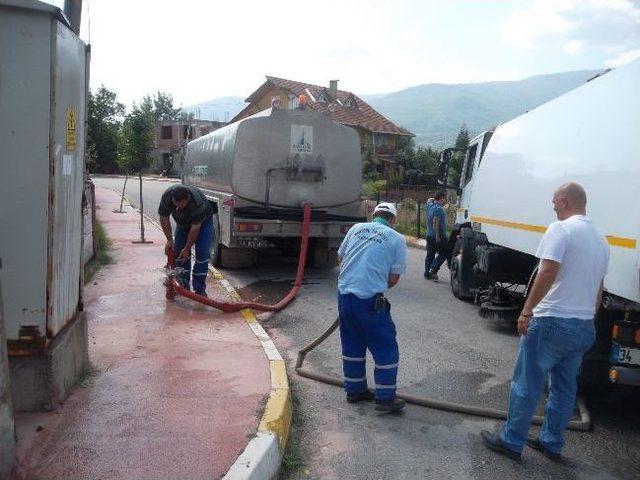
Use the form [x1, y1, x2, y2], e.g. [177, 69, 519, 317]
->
[51, 0, 640, 108]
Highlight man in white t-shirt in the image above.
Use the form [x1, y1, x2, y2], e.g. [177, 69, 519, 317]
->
[482, 182, 609, 460]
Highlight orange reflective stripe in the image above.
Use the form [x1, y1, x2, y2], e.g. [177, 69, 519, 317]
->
[470, 215, 637, 249]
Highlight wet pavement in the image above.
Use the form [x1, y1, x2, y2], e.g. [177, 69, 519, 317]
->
[93, 175, 640, 480]
[14, 187, 270, 480]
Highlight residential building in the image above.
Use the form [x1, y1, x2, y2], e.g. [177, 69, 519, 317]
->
[231, 77, 414, 177]
[152, 119, 225, 175]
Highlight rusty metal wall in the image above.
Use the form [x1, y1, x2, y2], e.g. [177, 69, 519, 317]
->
[0, 7, 52, 341]
[0, 4, 87, 343]
[47, 20, 86, 338]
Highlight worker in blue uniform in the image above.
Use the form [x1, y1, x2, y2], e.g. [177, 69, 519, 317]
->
[158, 185, 214, 297]
[337, 202, 407, 413]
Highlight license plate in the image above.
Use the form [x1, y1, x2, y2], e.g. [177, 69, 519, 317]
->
[611, 344, 640, 365]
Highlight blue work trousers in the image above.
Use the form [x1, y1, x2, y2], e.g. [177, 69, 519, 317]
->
[501, 316, 595, 454]
[338, 293, 399, 401]
[425, 236, 446, 275]
[174, 216, 214, 294]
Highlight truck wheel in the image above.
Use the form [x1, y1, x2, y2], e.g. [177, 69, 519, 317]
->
[219, 246, 257, 269]
[577, 359, 609, 398]
[450, 255, 463, 298]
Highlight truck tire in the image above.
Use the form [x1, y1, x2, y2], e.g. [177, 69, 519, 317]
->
[577, 359, 609, 397]
[451, 233, 475, 300]
[219, 246, 257, 269]
[450, 255, 463, 299]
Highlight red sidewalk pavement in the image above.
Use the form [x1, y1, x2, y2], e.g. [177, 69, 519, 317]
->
[15, 187, 270, 480]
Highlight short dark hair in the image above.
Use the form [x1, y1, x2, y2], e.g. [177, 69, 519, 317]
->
[171, 185, 190, 202]
[435, 191, 446, 201]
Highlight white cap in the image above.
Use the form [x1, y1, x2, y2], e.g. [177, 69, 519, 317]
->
[373, 202, 397, 217]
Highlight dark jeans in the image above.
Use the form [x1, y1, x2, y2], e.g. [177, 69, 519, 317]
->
[425, 236, 446, 275]
[174, 216, 214, 293]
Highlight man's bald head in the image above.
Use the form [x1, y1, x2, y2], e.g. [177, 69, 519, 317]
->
[552, 182, 587, 219]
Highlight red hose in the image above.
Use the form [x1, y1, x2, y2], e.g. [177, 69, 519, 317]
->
[165, 203, 312, 313]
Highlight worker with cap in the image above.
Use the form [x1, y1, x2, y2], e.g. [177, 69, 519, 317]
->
[158, 184, 214, 296]
[337, 202, 407, 413]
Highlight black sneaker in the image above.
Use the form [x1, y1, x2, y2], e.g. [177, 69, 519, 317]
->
[346, 391, 374, 404]
[194, 290, 208, 298]
[374, 398, 405, 413]
[480, 430, 521, 460]
[526, 436, 561, 460]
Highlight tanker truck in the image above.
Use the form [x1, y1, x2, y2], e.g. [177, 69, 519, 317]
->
[184, 107, 365, 268]
[437, 59, 640, 391]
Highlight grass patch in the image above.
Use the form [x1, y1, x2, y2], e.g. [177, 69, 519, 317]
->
[76, 364, 101, 388]
[281, 445, 304, 472]
[84, 221, 113, 284]
[278, 387, 306, 478]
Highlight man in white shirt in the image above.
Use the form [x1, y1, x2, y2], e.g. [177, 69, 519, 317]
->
[481, 182, 609, 460]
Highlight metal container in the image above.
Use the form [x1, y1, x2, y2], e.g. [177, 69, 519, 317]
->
[185, 108, 362, 211]
[0, 1, 88, 346]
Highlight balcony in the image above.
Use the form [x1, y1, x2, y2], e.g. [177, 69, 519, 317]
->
[374, 145, 399, 155]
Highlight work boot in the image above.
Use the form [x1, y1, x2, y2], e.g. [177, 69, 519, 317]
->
[526, 436, 561, 460]
[194, 290, 208, 298]
[426, 272, 438, 281]
[346, 391, 374, 404]
[480, 430, 521, 460]
[374, 398, 405, 413]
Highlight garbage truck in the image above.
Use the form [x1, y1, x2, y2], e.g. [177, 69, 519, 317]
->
[437, 59, 640, 391]
[183, 107, 365, 268]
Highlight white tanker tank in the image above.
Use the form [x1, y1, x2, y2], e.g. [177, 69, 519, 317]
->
[184, 107, 365, 268]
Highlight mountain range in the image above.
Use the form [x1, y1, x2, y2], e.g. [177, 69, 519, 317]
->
[184, 69, 602, 147]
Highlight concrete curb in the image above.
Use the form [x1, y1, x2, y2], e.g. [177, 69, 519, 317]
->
[215, 274, 292, 480]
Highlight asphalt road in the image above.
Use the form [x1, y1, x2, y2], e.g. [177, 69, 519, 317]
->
[93, 176, 640, 480]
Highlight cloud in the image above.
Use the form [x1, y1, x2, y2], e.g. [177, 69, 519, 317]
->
[605, 48, 640, 67]
[502, 0, 640, 59]
[563, 40, 583, 54]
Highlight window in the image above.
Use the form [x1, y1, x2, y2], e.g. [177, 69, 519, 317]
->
[317, 93, 327, 102]
[289, 95, 299, 109]
[161, 125, 172, 140]
[463, 144, 478, 186]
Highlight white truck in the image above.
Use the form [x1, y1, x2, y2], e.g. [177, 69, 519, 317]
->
[438, 59, 640, 391]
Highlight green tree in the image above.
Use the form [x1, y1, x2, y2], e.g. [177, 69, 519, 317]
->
[118, 100, 156, 242]
[150, 90, 181, 121]
[118, 101, 155, 174]
[179, 110, 195, 121]
[398, 144, 440, 184]
[87, 86, 124, 173]
[449, 124, 470, 188]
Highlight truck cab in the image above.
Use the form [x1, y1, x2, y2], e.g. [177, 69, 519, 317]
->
[455, 131, 492, 225]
